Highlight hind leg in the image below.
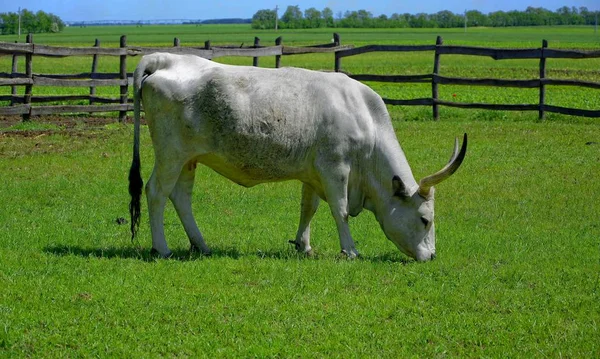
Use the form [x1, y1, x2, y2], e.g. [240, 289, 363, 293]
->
[146, 161, 183, 258]
[169, 160, 211, 255]
[290, 183, 320, 254]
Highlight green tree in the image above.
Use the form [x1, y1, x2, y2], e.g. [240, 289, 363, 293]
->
[36, 10, 51, 33]
[251, 9, 277, 29]
[433, 10, 462, 28]
[466, 10, 487, 27]
[20, 9, 36, 34]
[0, 8, 64, 35]
[304, 7, 322, 28]
[322, 7, 334, 27]
[281, 5, 303, 29]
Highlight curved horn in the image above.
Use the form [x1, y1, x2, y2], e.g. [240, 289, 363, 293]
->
[418, 133, 468, 197]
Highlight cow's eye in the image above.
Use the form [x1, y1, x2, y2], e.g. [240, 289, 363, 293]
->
[421, 217, 430, 227]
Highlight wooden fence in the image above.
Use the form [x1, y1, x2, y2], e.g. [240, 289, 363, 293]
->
[337, 36, 600, 119]
[0, 33, 348, 121]
[1, 33, 600, 121]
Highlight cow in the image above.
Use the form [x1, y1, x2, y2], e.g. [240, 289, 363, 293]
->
[128, 53, 467, 261]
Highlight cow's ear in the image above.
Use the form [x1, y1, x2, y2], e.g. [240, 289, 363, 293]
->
[392, 176, 410, 199]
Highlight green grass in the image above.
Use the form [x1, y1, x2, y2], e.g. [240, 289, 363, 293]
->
[0, 117, 599, 357]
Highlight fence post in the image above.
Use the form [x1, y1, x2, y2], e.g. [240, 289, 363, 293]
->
[173, 37, 180, 47]
[432, 36, 443, 121]
[205, 40, 211, 50]
[253, 37, 260, 67]
[23, 33, 33, 122]
[275, 36, 282, 68]
[10, 41, 18, 107]
[90, 39, 100, 107]
[119, 35, 128, 122]
[539, 39, 548, 120]
[334, 33, 341, 72]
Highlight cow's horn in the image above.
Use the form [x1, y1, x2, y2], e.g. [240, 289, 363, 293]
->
[418, 133, 467, 196]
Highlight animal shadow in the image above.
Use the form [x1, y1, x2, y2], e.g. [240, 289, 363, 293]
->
[43, 244, 240, 262]
[44, 244, 411, 264]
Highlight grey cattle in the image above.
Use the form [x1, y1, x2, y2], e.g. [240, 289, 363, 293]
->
[128, 53, 467, 261]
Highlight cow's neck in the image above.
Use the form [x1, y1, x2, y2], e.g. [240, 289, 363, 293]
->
[363, 131, 418, 215]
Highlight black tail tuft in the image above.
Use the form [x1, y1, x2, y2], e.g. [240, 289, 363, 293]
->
[128, 153, 143, 241]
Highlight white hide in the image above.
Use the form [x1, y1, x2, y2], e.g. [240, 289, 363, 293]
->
[129, 53, 465, 261]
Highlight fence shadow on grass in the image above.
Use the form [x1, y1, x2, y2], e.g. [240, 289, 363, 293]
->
[44, 244, 412, 264]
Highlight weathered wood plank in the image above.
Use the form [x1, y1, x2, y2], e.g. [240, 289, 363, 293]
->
[437, 46, 541, 59]
[0, 104, 29, 115]
[212, 46, 283, 58]
[433, 75, 600, 89]
[30, 104, 132, 116]
[0, 42, 33, 55]
[129, 46, 212, 58]
[544, 78, 600, 89]
[27, 95, 120, 103]
[436, 100, 539, 111]
[282, 45, 353, 55]
[0, 78, 34, 86]
[544, 48, 600, 59]
[544, 105, 600, 117]
[434, 75, 540, 88]
[337, 44, 436, 58]
[33, 44, 126, 57]
[383, 98, 433, 106]
[350, 74, 432, 83]
[35, 73, 121, 80]
[433, 36, 443, 120]
[34, 77, 127, 87]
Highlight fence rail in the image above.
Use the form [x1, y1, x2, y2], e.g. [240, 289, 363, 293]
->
[0, 33, 350, 120]
[336, 36, 600, 119]
[1, 33, 599, 120]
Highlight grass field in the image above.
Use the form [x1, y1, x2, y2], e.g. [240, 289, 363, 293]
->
[1, 25, 600, 357]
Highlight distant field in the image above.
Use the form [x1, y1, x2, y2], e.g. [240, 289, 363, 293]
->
[1, 25, 599, 122]
[2, 24, 600, 48]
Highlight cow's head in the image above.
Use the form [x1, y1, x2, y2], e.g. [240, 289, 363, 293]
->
[379, 134, 467, 262]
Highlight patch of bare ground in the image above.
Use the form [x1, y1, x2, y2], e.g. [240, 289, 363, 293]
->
[0, 115, 144, 138]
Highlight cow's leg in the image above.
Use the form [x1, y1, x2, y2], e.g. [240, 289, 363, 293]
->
[169, 161, 211, 255]
[146, 162, 183, 258]
[291, 183, 320, 255]
[318, 164, 359, 258]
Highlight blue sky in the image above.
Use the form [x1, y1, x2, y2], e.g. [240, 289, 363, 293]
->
[6, 0, 600, 22]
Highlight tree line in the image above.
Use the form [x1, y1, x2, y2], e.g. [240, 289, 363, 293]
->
[252, 6, 600, 29]
[0, 9, 66, 35]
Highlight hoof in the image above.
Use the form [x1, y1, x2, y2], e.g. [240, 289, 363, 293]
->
[289, 240, 312, 255]
[190, 244, 212, 256]
[150, 248, 173, 259]
[288, 240, 301, 251]
[341, 249, 359, 259]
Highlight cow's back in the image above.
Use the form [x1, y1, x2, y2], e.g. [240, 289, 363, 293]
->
[141, 54, 383, 186]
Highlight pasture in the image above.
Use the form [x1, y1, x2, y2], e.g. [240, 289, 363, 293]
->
[1, 25, 599, 357]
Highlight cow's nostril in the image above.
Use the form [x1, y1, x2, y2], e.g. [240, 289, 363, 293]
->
[430, 253, 437, 260]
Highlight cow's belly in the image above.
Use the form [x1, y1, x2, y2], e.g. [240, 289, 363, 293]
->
[196, 153, 309, 188]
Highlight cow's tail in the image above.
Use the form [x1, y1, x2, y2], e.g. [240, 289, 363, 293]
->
[128, 56, 153, 241]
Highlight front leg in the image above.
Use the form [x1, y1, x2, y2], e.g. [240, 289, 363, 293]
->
[318, 163, 359, 258]
[291, 183, 320, 255]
